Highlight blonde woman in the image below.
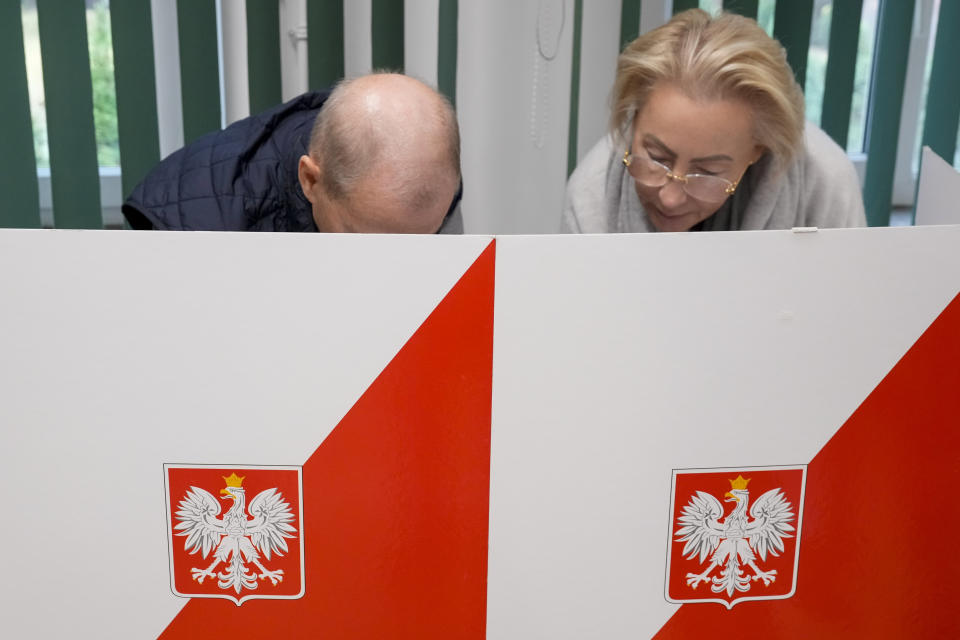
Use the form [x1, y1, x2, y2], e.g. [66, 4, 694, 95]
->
[562, 9, 866, 233]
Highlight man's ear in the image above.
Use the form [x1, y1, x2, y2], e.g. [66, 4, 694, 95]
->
[298, 154, 321, 204]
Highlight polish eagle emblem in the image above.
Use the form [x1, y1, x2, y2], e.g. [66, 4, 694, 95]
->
[173, 472, 298, 595]
[675, 474, 795, 599]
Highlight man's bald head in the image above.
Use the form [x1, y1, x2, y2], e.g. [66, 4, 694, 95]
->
[298, 73, 461, 233]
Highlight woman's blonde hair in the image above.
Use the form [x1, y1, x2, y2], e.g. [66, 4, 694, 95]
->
[611, 9, 805, 173]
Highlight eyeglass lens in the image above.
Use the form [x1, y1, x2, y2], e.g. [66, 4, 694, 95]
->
[628, 153, 732, 203]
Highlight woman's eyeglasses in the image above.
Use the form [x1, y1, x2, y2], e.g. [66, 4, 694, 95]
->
[622, 148, 743, 203]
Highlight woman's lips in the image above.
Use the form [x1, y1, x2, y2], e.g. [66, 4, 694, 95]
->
[648, 204, 690, 219]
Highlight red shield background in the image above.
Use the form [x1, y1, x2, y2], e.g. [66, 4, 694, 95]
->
[666, 466, 806, 607]
[165, 465, 304, 602]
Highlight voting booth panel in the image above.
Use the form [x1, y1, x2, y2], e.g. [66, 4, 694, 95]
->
[1, 227, 958, 638]
[915, 146, 960, 226]
[488, 228, 960, 638]
[0, 231, 494, 637]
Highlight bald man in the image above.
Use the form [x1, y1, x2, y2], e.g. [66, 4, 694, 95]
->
[122, 73, 463, 234]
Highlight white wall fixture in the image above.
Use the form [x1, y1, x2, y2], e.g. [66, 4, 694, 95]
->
[280, 0, 309, 99]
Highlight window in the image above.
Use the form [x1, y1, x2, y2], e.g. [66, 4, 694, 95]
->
[21, 0, 120, 170]
[804, 0, 879, 154]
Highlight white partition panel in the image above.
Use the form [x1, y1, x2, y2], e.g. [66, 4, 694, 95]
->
[915, 146, 960, 225]
[0, 230, 491, 638]
[1, 226, 958, 638]
[488, 226, 960, 638]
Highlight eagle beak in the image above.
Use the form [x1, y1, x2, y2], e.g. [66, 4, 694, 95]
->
[220, 488, 232, 498]
[724, 491, 738, 502]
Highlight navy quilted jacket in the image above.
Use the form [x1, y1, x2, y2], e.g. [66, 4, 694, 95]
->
[122, 92, 329, 231]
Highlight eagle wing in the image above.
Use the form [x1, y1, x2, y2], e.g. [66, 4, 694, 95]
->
[246, 488, 297, 560]
[174, 486, 226, 558]
[745, 488, 795, 561]
[675, 491, 726, 563]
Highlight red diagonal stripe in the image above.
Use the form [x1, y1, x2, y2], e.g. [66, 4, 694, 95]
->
[656, 292, 960, 639]
[161, 240, 495, 639]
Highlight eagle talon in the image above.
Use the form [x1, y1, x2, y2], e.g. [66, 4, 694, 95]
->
[259, 569, 284, 585]
[685, 571, 712, 589]
[191, 567, 217, 584]
[751, 569, 777, 586]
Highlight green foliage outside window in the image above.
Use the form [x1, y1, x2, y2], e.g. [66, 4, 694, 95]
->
[88, 0, 119, 167]
[801, 1, 877, 154]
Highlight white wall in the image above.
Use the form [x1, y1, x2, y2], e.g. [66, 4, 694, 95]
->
[575, 3, 621, 168]
[458, 0, 574, 234]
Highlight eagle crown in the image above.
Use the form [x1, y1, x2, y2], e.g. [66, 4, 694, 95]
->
[222, 472, 245, 487]
[723, 475, 751, 503]
[220, 473, 247, 499]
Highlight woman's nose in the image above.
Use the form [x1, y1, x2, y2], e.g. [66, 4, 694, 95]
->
[658, 178, 688, 209]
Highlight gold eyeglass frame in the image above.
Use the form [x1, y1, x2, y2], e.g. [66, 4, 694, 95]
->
[622, 149, 741, 199]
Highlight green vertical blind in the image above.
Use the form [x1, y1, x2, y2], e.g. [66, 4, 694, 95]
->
[921, 0, 960, 165]
[437, 0, 458, 106]
[773, 0, 814, 89]
[0, 0, 41, 228]
[177, 0, 221, 144]
[821, 0, 864, 149]
[111, 0, 161, 201]
[620, 0, 641, 49]
[372, 0, 404, 71]
[307, 0, 344, 90]
[36, 0, 102, 229]
[247, 0, 283, 114]
[723, 0, 758, 20]
[862, 0, 916, 227]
